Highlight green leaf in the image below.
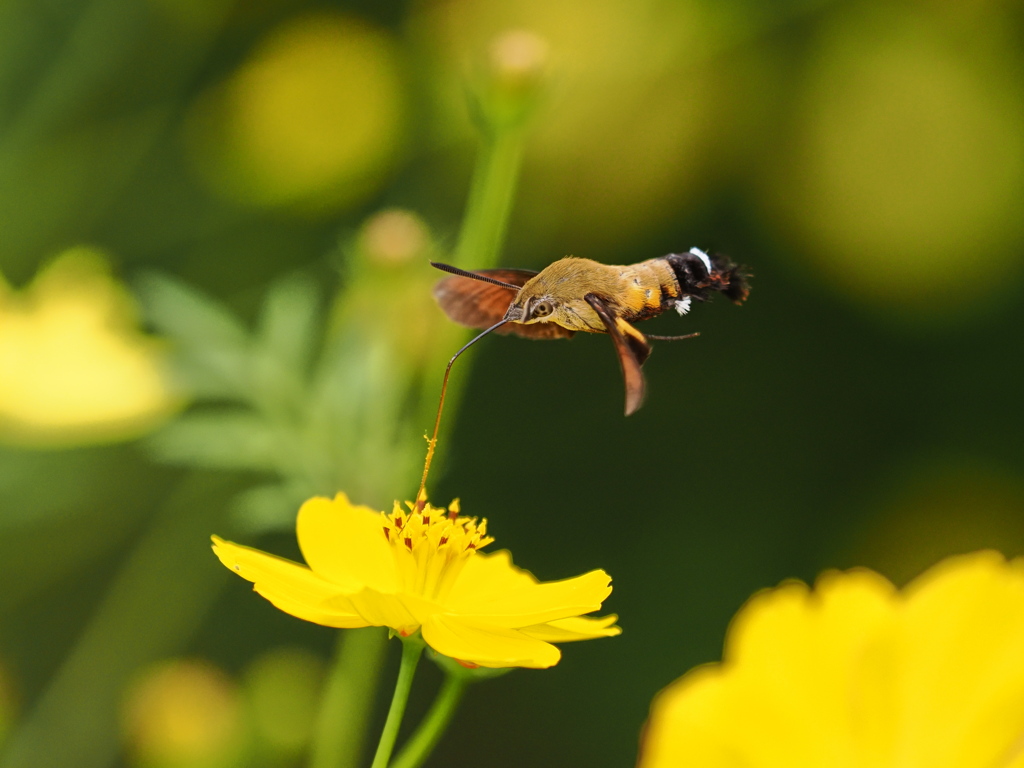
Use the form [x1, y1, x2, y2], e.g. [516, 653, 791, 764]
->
[136, 272, 251, 397]
[146, 410, 282, 472]
[257, 273, 321, 377]
[247, 275, 322, 415]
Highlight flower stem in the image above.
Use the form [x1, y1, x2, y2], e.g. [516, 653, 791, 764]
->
[454, 125, 526, 271]
[416, 123, 530, 498]
[370, 638, 424, 768]
[390, 673, 468, 768]
[309, 627, 388, 768]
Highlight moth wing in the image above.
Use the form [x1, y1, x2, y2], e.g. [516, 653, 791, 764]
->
[584, 294, 652, 416]
[433, 268, 574, 339]
[433, 268, 535, 330]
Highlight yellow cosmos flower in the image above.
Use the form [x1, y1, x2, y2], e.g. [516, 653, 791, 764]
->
[0, 248, 178, 446]
[639, 550, 1024, 768]
[213, 493, 619, 668]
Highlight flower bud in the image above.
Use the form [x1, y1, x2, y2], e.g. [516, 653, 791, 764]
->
[472, 29, 551, 131]
[357, 209, 431, 267]
[488, 29, 550, 92]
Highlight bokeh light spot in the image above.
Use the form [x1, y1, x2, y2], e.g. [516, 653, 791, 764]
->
[188, 12, 407, 213]
[357, 208, 432, 266]
[122, 658, 244, 768]
[764, 7, 1024, 324]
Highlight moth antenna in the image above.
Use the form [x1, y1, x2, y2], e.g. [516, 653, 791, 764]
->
[416, 319, 509, 508]
[645, 332, 700, 341]
[430, 262, 522, 291]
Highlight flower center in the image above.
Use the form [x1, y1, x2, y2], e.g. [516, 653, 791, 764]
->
[381, 500, 493, 600]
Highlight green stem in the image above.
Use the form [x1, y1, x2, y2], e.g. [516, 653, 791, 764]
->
[309, 627, 389, 768]
[314, 56, 535, 768]
[390, 674, 468, 768]
[369, 639, 424, 768]
[454, 126, 527, 271]
[418, 123, 531, 441]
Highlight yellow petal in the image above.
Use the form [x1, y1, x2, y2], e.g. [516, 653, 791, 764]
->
[520, 614, 621, 642]
[212, 536, 366, 628]
[446, 551, 612, 627]
[640, 570, 902, 768]
[722, 570, 900, 767]
[638, 665, 734, 768]
[255, 589, 369, 628]
[899, 551, 1024, 768]
[296, 493, 398, 593]
[421, 614, 561, 669]
[639, 553, 1024, 768]
[344, 589, 423, 636]
[392, 592, 445, 627]
[444, 550, 537, 602]
[455, 569, 613, 627]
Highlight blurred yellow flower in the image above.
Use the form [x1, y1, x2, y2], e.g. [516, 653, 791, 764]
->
[188, 12, 406, 213]
[122, 658, 244, 768]
[639, 551, 1024, 768]
[764, 6, 1024, 324]
[0, 248, 178, 446]
[213, 493, 619, 668]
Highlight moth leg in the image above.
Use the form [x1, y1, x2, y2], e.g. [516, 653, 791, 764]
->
[584, 294, 650, 416]
[645, 332, 700, 341]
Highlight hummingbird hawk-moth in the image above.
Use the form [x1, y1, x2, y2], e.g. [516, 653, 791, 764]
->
[431, 248, 749, 415]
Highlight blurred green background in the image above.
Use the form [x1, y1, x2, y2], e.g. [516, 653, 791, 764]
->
[1, 0, 1023, 766]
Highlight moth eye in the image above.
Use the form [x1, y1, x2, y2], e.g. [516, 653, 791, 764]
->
[533, 302, 552, 317]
